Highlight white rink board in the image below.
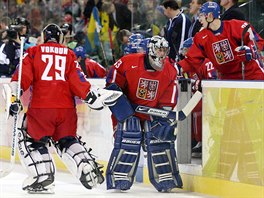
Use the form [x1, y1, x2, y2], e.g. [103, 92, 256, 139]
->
[0, 78, 114, 161]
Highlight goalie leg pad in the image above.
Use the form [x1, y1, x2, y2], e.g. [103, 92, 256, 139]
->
[106, 116, 142, 190]
[144, 121, 183, 192]
[55, 136, 104, 189]
[17, 128, 55, 194]
[105, 83, 134, 122]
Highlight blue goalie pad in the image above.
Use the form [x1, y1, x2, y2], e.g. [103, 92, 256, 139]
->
[106, 116, 142, 190]
[144, 120, 183, 192]
[105, 83, 135, 122]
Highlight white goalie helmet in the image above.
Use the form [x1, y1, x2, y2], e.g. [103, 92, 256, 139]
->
[147, 36, 169, 71]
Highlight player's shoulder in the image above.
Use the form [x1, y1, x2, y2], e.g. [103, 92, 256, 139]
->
[194, 28, 209, 38]
[121, 53, 144, 65]
[223, 19, 249, 30]
[122, 53, 144, 61]
[224, 19, 247, 25]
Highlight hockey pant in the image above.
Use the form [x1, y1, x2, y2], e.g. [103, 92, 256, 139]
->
[106, 116, 142, 190]
[17, 127, 55, 193]
[144, 120, 183, 192]
[55, 136, 104, 189]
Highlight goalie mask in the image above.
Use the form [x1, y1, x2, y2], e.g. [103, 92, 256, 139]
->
[41, 23, 63, 44]
[147, 36, 169, 71]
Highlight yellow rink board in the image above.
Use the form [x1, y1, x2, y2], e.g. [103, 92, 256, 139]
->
[1, 146, 263, 198]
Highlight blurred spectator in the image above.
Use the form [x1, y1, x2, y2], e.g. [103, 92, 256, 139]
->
[0, 16, 11, 43]
[74, 45, 106, 78]
[161, 0, 191, 62]
[72, 0, 82, 21]
[1, 24, 21, 76]
[83, 0, 103, 22]
[127, 0, 142, 27]
[115, 29, 132, 58]
[220, 0, 245, 21]
[188, 0, 207, 38]
[12, 17, 37, 50]
[132, 10, 160, 37]
[61, 23, 76, 49]
[114, 0, 129, 4]
[27, 7, 42, 38]
[102, 1, 131, 30]
[64, 11, 74, 24]
[74, 31, 87, 47]
[62, 0, 72, 13]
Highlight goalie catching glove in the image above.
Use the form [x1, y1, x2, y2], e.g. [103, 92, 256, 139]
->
[9, 94, 23, 116]
[84, 85, 123, 110]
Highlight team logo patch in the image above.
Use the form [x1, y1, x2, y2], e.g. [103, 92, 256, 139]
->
[136, 78, 159, 100]
[212, 39, 234, 64]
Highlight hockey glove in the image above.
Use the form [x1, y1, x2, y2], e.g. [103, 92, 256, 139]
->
[9, 95, 23, 116]
[150, 116, 177, 141]
[84, 85, 122, 110]
[176, 63, 188, 79]
[235, 46, 253, 61]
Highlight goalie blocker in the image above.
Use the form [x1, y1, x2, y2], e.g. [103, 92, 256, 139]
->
[134, 91, 202, 121]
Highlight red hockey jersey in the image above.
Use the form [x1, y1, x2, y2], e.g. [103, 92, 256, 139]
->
[85, 58, 106, 78]
[106, 53, 178, 111]
[11, 42, 91, 108]
[179, 20, 264, 80]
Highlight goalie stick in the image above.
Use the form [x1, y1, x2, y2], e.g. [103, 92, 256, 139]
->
[0, 37, 25, 178]
[134, 91, 202, 121]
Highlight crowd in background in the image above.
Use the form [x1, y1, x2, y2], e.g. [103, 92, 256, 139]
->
[0, 0, 169, 69]
[1, 0, 263, 70]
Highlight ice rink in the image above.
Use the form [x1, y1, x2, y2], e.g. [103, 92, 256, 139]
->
[0, 162, 216, 198]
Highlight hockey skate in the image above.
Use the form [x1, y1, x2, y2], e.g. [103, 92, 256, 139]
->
[22, 175, 55, 194]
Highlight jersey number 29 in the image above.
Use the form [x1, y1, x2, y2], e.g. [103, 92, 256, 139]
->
[41, 54, 66, 81]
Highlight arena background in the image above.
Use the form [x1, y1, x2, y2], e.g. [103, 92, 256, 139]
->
[0, 1, 264, 197]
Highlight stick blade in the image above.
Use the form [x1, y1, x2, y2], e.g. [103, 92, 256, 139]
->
[2, 84, 12, 120]
[0, 165, 14, 178]
[181, 91, 202, 119]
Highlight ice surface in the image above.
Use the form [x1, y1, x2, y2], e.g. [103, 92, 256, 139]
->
[0, 162, 216, 198]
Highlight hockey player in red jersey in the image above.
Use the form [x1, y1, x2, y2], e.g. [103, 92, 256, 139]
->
[179, 37, 217, 157]
[105, 35, 183, 192]
[73, 45, 106, 78]
[178, 1, 264, 80]
[8, 23, 121, 193]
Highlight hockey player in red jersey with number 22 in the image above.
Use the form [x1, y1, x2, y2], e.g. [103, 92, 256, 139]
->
[178, 2, 264, 80]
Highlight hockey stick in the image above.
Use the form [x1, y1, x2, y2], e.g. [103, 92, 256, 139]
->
[108, 28, 116, 63]
[241, 24, 251, 80]
[93, 7, 108, 68]
[0, 37, 25, 178]
[247, 26, 264, 68]
[134, 91, 202, 121]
